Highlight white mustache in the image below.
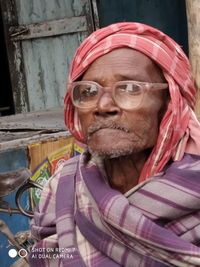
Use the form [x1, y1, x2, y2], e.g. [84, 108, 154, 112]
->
[87, 121, 130, 136]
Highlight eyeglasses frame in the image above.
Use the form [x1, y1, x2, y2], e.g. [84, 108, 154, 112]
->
[68, 80, 168, 110]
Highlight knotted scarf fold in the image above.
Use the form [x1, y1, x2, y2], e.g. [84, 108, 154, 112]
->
[29, 153, 200, 266]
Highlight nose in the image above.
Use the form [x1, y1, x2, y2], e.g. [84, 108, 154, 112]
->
[94, 90, 121, 117]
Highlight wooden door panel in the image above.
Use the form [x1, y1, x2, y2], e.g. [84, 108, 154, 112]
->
[0, 0, 94, 113]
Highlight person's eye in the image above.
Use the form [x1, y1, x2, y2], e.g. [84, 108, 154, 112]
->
[80, 85, 98, 99]
[117, 83, 141, 95]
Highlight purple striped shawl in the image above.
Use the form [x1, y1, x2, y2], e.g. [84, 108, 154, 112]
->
[29, 153, 200, 267]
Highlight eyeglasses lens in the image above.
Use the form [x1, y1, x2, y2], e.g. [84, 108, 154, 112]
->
[72, 82, 143, 109]
[73, 83, 99, 107]
[115, 83, 142, 109]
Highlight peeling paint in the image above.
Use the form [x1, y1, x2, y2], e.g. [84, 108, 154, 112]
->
[2, 0, 93, 113]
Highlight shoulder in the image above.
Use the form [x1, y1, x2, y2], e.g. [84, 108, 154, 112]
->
[163, 153, 200, 184]
[47, 154, 80, 188]
[59, 154, 80, 177]
[37, 155, 80, 211]
[167, 153, 200, 172]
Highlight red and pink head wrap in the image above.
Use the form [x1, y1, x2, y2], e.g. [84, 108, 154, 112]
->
[64, 22, 200, 182]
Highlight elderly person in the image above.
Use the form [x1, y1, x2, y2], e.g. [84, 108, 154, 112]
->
[29, 22, 200, 267]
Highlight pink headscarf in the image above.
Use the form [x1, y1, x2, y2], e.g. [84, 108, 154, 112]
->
[64, 22, 200, 182]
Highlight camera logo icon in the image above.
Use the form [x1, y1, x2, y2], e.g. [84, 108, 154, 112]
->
[8, 248, 28, 258]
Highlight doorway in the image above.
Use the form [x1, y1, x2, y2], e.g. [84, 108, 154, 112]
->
[96, 0, 188, 55]
[0, 6, 14, 116]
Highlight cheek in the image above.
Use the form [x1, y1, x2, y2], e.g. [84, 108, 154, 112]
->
[126, 107, 161, 139]
[137, 94, 166, 127]
[77, 111, 93, 137]
[131, 115, 157, 136]
[129, 113, 160, 149]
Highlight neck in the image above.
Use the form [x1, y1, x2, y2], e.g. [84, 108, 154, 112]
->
[104, 152, 149, 194]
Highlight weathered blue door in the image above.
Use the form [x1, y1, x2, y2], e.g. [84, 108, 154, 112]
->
[1, 0, 94, 113]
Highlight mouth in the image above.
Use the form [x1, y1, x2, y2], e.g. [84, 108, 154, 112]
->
[87, 122, 130, 136]
[85, 121, 144, 158]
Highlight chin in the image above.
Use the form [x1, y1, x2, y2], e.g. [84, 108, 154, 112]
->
[88, 145, 137, 159]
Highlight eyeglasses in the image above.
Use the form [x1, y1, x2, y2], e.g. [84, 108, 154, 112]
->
[69, 80, 168, 110]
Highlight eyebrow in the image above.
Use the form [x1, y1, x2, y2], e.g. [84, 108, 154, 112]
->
[115, 74, 148, 82]
[82, 73, 150, 83]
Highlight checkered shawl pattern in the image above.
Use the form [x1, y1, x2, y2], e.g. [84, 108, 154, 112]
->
[29, 153, 200, 266]
[64, 22, 200, 182]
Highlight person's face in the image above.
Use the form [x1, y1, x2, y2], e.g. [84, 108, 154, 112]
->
[77, 48, 168, 158]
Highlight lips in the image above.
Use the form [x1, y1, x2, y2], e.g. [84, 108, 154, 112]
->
[87, 121, 130, 137]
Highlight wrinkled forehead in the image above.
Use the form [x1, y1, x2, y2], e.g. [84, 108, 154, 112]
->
[81, 47, 166, 83]
[69, 33, 172, 84]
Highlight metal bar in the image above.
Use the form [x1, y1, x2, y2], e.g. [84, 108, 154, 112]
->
[91, 0, 100, 30]
[0, 207, 21, 214]
[10, 16, 87, 41]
